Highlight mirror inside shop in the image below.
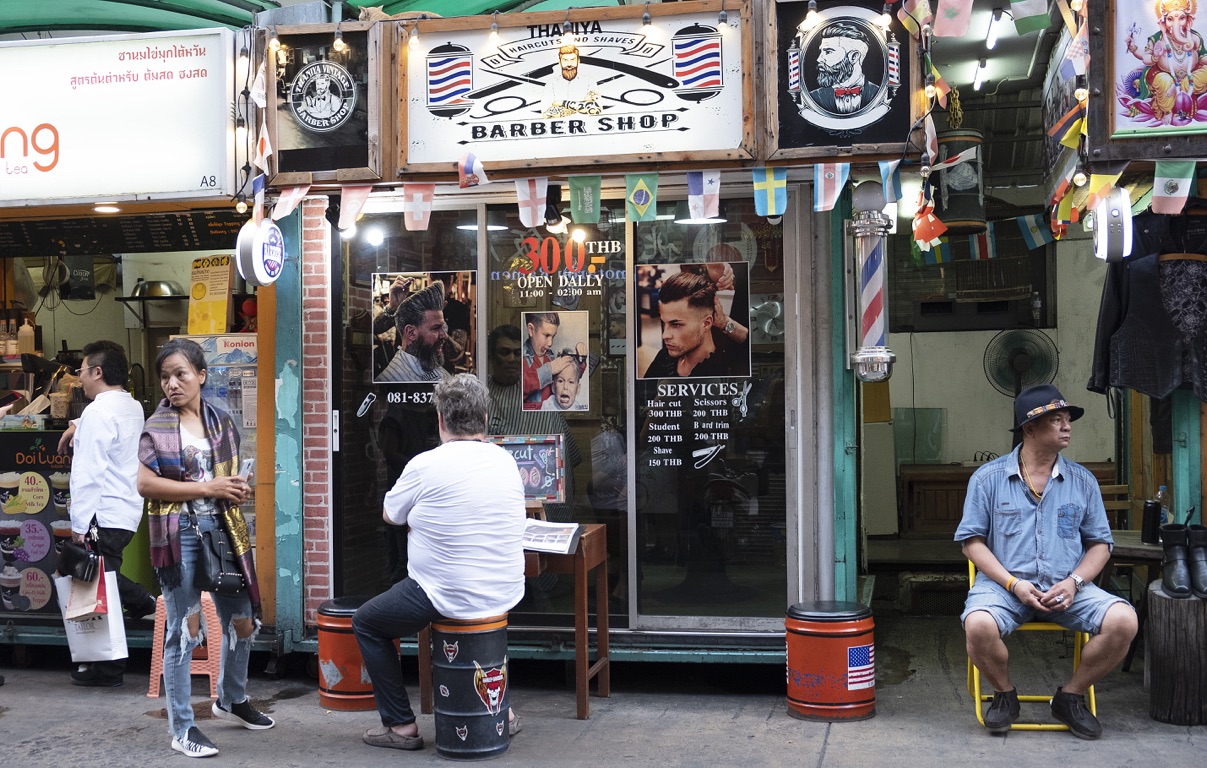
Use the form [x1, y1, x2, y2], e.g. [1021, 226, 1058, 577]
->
[339, 195, 789, 629]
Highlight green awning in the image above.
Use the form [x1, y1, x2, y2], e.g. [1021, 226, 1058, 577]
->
[0, 1, 281, 36]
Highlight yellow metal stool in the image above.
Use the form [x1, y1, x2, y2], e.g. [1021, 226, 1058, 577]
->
[965, 562, 1096, 731]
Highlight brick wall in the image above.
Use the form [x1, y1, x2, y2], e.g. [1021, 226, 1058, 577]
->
[300, 197, 332, 626]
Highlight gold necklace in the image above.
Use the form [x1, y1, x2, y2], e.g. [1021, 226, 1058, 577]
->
[1020, 454, 1043, 500]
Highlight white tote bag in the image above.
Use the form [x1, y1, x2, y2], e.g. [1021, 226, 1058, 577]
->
[54, 571, 127, 662]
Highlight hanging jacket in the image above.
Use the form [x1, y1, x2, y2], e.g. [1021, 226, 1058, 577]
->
[1088, 212, 1207, 402]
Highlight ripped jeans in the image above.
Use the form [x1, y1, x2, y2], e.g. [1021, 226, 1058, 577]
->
[160, 513, 255, 739]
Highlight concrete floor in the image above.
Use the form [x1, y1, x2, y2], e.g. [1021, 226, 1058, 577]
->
[1, 614, 1203, 767]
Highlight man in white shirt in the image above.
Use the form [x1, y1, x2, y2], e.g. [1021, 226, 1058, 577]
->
[353, 374, 526, 751]
[67, 340, 154, 687]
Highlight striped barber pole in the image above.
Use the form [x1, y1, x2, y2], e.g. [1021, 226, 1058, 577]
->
[858, 236, 886, 348]
[426, 44, 473, 118]
[673, 24, 723, 102]
[787, 41, 801, 95]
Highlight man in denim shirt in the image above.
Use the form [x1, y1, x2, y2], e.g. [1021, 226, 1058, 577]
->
[956, 385, 1137, 740]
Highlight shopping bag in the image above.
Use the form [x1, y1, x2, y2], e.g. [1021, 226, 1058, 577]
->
[54, 571, 127, 662]
[63, 555, 108, 620]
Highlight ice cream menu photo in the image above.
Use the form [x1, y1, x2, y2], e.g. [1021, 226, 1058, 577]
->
[0, 431, 72, 615]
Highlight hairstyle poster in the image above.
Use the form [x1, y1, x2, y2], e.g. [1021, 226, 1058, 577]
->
[520, 310, 590, 412]
[775, 0, 912, 148]
[372, 271, 476, 384]
[635, 262, 751, 380]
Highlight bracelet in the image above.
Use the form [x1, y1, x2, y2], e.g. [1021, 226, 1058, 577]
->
[1005, 576, 1017, 594]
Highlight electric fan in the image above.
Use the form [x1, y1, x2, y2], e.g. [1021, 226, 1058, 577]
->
[983, 329, 1059, 398]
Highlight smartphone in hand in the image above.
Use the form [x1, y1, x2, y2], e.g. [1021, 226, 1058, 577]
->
[239, 458, 256, 480]
[0, 391, 22, 409]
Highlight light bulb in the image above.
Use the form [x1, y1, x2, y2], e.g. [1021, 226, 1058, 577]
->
[985, 9, 1002, 50]
[718, 8, 728, 25]
[878, 3, 892, 28]
[268, 26, 280, 51]
[1075, 86, 1089, 102]
[1073, 170, 1088, 186]
[366, 228, 385, 247]
[409, 23, 420, 49]
[804, 0, 819, 29]
[235, 116, 247, 143]
[238, 46, 249, 64]
[235, 195, 248, 214]
[333, 28, 347, 53]
[572, 228, 588, 243]
[1070, 0, 1083, 10]
[924, 74, 936, 101]
[642, 2, 652, 29]
[490, 11, 500, 41]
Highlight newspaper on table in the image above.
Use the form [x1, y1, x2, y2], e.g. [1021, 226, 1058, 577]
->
[522, 519, 582, 555]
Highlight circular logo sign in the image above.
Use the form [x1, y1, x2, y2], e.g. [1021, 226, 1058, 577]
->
[289, 60, 357, 133]
[236, 220, 285, 287]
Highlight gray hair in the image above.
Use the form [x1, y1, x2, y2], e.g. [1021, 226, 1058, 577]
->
[396, 279, 446, 334]
[434, 373, 490, 437]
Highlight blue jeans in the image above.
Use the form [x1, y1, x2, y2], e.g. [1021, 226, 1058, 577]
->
[160, 514, 256, 739]
[352, 577, 441, 727]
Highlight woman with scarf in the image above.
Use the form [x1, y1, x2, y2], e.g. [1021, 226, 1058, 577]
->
[137, 338, 273, 758]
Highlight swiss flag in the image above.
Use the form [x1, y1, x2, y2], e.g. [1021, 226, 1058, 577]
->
[401, 184, 435, 231]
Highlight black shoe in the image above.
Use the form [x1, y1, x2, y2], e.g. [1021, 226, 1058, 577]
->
[1188, 525, 1207, 599]
[70, 665, 122, 688]
[983, 688, 1020, 733]
[212, 699, 275, 730]
[1051, 687, 1102, 740]
[1161, 524, 1193, 597]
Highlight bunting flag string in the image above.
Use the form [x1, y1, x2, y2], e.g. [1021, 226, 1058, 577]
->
[687, 170, 720, 219]
[1084, 162, 1129, 211]
[401, 183, 435, 231]
[931, 0, 974, 37]
[338, 185, 372, 231]
[928, 60, 952, 109]
[252, 115, 272, 172]
[912, 183, 947, 251]
[898, 0, 934, 39]
[515, 178, 549, 228]
[879, 160, 903, 203]
[626, 173, 658, 221]
[458, 152, 489, 188]
[969, 224, 997, 260]
[271, 185, 309, 221]
[1152, 160, 1196, 214]
[814, 163, 850, 212]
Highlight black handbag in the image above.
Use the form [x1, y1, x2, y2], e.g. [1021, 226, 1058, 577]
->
[56, 523, 99, 582]
[190, 507, 246, 595]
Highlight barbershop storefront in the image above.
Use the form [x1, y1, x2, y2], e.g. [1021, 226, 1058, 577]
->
[268, 0, 874, 656]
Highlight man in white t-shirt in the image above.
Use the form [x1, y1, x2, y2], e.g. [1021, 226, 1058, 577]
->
[353, 374, 526, 752]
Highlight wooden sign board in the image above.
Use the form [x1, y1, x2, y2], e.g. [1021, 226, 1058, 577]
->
[397, 0, 755, 176]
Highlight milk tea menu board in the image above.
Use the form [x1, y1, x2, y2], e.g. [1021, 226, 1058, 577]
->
[0, 431, 72, 616]
[0, 210, 245, 258]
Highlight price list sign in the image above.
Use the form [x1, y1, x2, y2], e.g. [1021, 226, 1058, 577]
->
[640, 381, 752, 471]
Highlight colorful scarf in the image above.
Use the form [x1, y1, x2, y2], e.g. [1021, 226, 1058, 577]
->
[139, 398, 261, 616]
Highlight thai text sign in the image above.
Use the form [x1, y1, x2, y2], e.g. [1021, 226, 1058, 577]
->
[0, 28, 234, 205]
[406, 9, 745, 165]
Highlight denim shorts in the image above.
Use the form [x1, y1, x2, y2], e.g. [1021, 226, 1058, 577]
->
[961, 576, 1131, 636]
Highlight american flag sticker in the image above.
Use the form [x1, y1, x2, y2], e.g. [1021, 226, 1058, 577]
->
[847, 643, 875, 690]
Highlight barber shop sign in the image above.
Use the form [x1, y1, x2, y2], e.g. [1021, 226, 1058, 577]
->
[773, 0, 915, 153]
[403, 4, 749, 169]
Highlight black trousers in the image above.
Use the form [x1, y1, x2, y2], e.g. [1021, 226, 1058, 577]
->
[90, 526, 154, 678]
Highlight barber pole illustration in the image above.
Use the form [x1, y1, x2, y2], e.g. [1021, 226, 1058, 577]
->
[886, 36, 902, 97]
[858, 235, 885, 349]
[787, 39, 801, 96]
[427, 43, 474, 118]
[672, 24, 723, 102]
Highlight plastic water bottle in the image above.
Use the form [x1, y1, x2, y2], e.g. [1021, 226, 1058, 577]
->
[1157, 485, 1170, 526]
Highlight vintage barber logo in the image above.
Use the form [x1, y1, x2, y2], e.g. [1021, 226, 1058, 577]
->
[785, 6, 901, 135]
[289, 60, 357, 132]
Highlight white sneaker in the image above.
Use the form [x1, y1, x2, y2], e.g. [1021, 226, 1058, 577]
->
[171, 727, 219, 758]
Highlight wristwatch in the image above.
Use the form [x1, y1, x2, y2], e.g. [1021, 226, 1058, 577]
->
[1070, 573, 1085, 592]
[723, 319, 736, 335]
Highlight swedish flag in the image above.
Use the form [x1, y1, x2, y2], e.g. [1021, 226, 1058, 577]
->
[752, 167, 787, 217]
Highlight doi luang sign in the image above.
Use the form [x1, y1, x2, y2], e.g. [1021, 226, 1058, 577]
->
[401, 1, 753, 171]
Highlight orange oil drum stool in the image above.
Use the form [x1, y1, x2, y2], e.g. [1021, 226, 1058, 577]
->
[785, 601, 876, 721]
[317, 596, 388, 712]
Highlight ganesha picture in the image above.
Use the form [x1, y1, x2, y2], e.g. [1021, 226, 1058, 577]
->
[1117, 0, 1207, 131]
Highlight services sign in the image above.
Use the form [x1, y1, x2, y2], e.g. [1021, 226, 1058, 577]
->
[0, 28, 235, 206]
[403, 3, 751, 170]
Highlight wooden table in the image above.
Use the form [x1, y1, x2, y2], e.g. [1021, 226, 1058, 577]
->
[1102, 529, 1164, 672]
[418, 523, 611, 720]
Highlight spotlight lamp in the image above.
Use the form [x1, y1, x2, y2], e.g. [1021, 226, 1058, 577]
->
[718, 1, 728, 25]
[879, 3, 893, 28]
[804, 0, 819, 29]
[490, 10, 500, 40]
[985, 8, 1003, 50]
[332, 24, 347, 53]
[642, 3, 652, 29]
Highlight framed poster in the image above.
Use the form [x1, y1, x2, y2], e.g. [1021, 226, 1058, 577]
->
[267, 21, 390, 185]
[372, 271, 476, 384]
[397, 0, 755, 174]
[1088, 0, 1207, 161]
[635, 261, 751, 380]
[520, 310, 591, 413]
[485, 434, 566, 503]
[768, 0, 919, 159]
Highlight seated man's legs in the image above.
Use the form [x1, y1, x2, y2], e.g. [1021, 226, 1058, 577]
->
[965, 610, 1013, 691]
[1060, 589, 1138, 694]
[352, 578, 440, 737]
